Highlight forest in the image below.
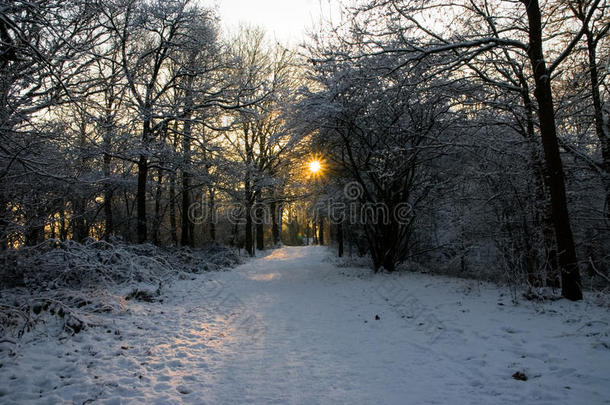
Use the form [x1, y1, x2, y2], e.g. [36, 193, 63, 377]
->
[2, 0, 608, 299]
[1, 0, 609, 403]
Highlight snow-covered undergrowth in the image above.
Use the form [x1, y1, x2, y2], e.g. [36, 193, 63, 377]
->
[0, 246, 608, 404]
[325, 253, 372, 269]
[0, 240, 242, 341]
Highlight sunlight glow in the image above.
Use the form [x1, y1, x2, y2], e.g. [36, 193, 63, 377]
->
[248, 273, 280, 281]
[309, 160, 322, 174]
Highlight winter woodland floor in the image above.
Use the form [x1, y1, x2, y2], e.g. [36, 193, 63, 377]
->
[1, 246, 609, 404]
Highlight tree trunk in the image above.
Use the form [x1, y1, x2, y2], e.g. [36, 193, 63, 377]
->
[25, 203, 43, 246]
[72, 197, 88, 242]
[255, 199, 264, 251]
[103, 162, 113, 241]
[137, 152, 148, 243]
[25, 225, 43, 247]
[245, 202, 254, 256]
[584, 31, 610, 220]
[102, 130, 113, 240]
[102, 106, 115, 241]
[231, 221, 239, 249]
[337, 221, 344, 257]
[169, 125, 178, 245]
[244, 123, 255, 256]
[270, 200, 281, 246]
[181, 114, 194, 247]
[0, 194, 7, 251]
[318, 216, 325, 246]
[208, 186, 216, 241]
[382, 251, 396, 272]
[244, 173, 254, 256]
[136, 115, 151, 244]
[256, 221, 264, 251]
[181, 169, 192, 247]
[169, 168, 178, 245]
[59, 208, 67, 241]
[522, 0, 582, 300]
[136, 116, 150, 243]
[152, 168, 163, 245]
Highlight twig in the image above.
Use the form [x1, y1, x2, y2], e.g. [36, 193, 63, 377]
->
[590, 257, 610, 284]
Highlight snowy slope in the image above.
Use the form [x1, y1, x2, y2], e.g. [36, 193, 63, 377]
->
[0, 246, 609, 404]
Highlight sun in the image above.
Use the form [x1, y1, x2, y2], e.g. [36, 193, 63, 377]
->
[309, 160, 322, 174]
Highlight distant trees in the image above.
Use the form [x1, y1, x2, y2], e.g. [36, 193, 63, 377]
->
[0, 0, 99, 248]
[294, 42, 462, 270]
[559, 1, 610, 219]
[294, 0, 610, 299]
[0, 0, 301, 252]
[99, 0, 216, 243]
[222, 27, 298, 256]
[0, 0, 607, 298]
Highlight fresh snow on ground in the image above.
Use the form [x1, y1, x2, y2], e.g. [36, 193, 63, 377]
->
[1, 246, 609, 404]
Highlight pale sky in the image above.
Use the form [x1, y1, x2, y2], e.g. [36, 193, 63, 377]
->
[213, 0, 341, 44]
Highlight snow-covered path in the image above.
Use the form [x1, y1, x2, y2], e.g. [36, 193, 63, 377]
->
[1, 246, 609, 404]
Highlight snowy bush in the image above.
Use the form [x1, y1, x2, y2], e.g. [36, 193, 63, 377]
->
[1, 239, 241, 291]
[0, 288, 126, 340]
[0, 239, 242, 340]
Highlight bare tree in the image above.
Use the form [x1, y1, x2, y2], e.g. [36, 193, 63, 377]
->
[346, 0, 586, 298]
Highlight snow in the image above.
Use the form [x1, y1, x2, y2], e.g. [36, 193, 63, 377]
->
[1, 246, 609, 404]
